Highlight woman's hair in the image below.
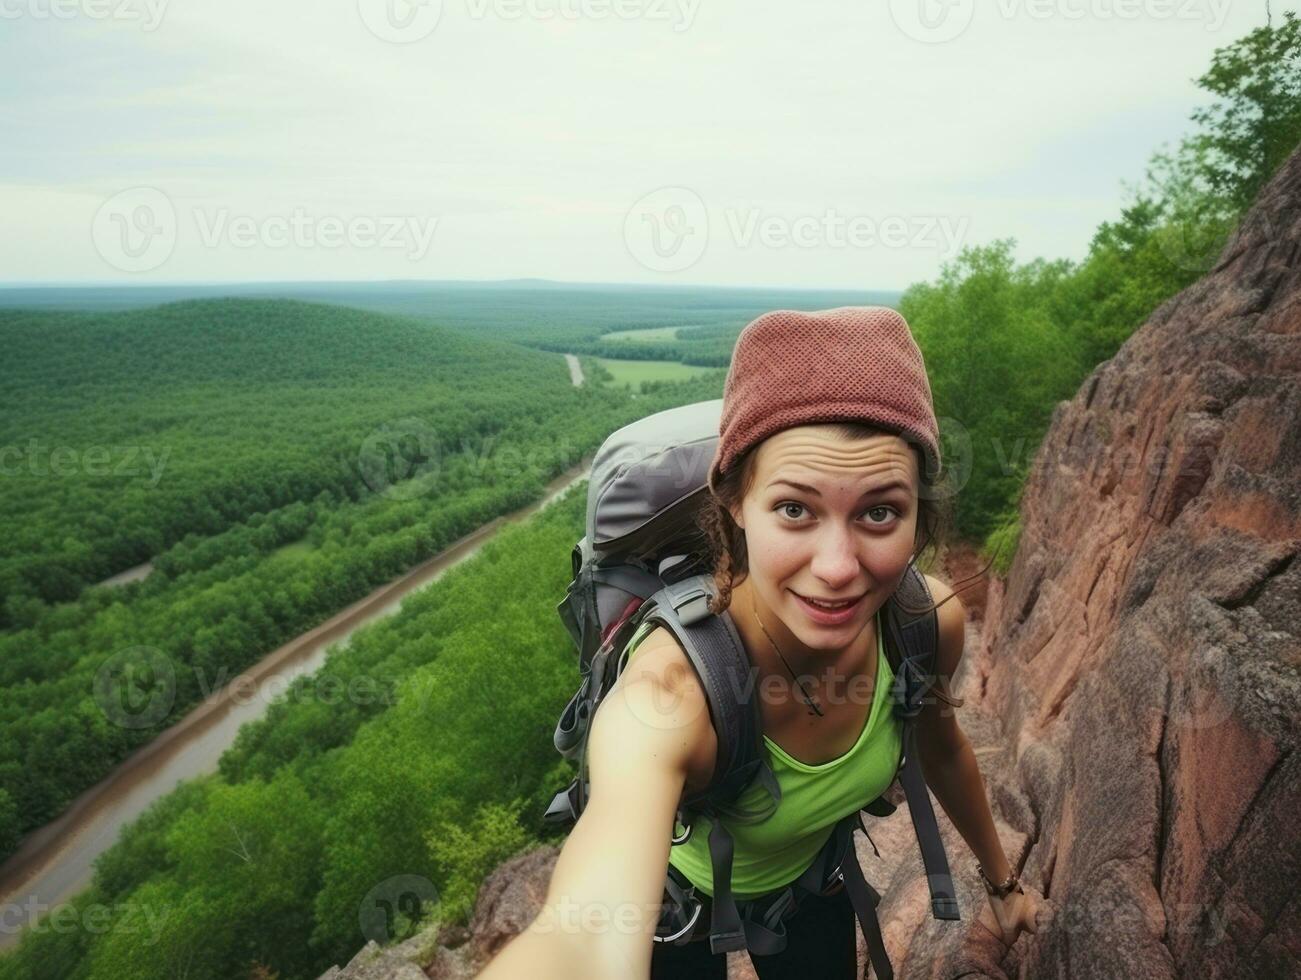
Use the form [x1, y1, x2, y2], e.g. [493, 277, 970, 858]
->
[694, 420, 974, 619]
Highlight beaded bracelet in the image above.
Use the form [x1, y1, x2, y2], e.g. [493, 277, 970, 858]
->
[977, 864, 1024, 899]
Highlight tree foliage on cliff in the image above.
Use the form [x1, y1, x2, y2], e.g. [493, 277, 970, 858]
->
[900, 12, 1301, 552]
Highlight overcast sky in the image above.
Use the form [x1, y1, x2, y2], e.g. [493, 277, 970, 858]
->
[0, 0, 1290, 291]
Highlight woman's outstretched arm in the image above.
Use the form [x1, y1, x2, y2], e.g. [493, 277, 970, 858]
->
[477, 650, 710, 979]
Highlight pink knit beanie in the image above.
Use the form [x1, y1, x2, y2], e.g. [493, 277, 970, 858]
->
[707, 306, 940, 495]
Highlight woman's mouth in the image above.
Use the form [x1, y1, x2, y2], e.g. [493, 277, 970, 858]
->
[791, 590, 865, 625]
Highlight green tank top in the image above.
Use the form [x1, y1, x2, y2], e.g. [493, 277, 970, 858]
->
[622, 609, 902, 901]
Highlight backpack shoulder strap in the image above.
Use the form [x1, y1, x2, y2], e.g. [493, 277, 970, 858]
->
[636, 572, 781, 954]
[875, 565, 961, 921]
[636, 573, 781, 823]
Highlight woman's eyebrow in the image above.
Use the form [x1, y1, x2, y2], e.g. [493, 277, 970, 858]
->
[767, 478, 910, 498]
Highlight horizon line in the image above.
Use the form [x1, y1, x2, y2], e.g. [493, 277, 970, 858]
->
[0, 276, 907, 294]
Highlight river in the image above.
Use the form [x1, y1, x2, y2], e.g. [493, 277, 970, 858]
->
[0, 352, 592, 949]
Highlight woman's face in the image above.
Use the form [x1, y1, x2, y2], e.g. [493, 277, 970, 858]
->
[729, 424, 920, 659]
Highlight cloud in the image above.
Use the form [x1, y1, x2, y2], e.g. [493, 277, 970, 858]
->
[0, 0, 1287, 288]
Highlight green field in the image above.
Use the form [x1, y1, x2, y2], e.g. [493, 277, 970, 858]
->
[593, 356, 720, 391]
[270, 538, 315, 561]
[600, 325, 691, 343]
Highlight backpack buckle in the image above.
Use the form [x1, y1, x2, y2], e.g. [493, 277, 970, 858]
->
[655, 900, 707, 942]
[654, 866, 704, 945]
[673, 589, 713, 626]
[671, 809, 694, 845]
[932, 895, 961, 920]
[708, 929, 747, 954]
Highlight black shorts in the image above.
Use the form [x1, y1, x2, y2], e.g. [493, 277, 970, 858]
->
[650, 880, 857, 980]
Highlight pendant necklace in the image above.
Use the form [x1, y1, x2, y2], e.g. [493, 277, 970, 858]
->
[749, 587, 825, 717]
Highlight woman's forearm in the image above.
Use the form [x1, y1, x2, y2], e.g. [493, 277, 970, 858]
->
[478, 912, 643, 980]
[918, 730, 1015, 882]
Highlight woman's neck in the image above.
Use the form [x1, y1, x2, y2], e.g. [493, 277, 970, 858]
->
[723, 573, 877, 695]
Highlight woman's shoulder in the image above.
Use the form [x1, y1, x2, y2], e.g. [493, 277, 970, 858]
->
[621, 624, 719, 794]
[921, 573, 954, 605]
[623, 624, 708, 703]
[919, 574, 966, 646]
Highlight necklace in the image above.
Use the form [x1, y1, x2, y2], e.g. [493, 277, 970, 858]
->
[749, 586, 825, 717]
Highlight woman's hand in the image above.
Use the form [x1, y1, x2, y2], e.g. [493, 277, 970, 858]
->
[977, 882, 1042, 948]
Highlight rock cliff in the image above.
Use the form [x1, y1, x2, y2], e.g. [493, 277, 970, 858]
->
[954, 141, 1300, 979]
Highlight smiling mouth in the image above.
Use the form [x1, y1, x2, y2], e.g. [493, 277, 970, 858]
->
[793, 591, 866, 610]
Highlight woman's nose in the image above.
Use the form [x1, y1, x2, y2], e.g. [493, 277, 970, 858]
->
[809, 527, 860, 587]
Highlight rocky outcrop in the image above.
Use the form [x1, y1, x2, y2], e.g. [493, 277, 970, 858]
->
[914, 145, 1299, 979]
[319, 146, 1300, 979]
[313, 914, 482, 980]
[311, 848, 563, 980]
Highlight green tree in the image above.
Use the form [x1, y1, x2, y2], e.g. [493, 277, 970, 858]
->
[1187, 10, 1301, 213]
[426, 799, 531, 924]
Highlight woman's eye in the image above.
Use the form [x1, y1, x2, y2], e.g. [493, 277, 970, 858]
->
[775, 502, 897, 525]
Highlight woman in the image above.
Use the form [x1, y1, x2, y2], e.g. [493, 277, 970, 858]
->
[480, 307, 1040, 979]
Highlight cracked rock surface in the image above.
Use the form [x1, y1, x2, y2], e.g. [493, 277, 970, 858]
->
[947, 144, 1300, 980]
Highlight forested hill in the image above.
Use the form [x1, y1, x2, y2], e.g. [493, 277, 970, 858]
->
[0, 297, 604, 616]
[0, 281, 901, 370]
[0, 296, 543, 387]
[0, 293, 678, 866]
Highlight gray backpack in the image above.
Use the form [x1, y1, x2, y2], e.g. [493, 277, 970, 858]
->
[544, 399, 960, 979]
